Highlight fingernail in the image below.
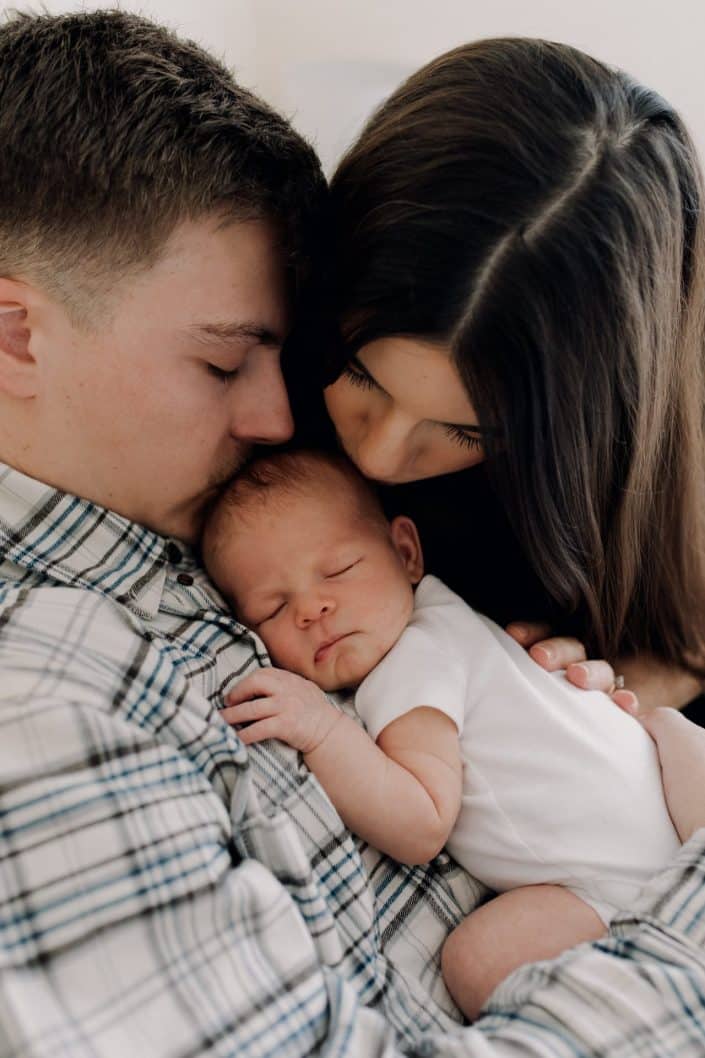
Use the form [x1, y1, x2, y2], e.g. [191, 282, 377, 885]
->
[615, 690, 639, 714]
[572, 663, 590, 687]
[510, 624, 528, 642]
[532, 646, 552, 665]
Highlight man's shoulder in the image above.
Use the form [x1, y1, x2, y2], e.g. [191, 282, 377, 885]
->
[0, 574, 162, 707]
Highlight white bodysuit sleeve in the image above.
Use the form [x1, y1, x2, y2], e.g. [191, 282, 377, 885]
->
[354, 578, 468, 741]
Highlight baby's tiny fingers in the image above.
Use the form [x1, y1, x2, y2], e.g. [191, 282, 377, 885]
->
[221, 696, 275, 725]
[235, 717, 282, 745]
[226, 670, 280, 704]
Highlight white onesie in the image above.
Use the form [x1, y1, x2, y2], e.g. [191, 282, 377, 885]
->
[355, 575, 680, 924]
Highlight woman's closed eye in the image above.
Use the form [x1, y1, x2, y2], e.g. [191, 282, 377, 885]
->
[342, 361, 483, 451]
[341, 361, 379, 392]
[443, 424, 483, 451]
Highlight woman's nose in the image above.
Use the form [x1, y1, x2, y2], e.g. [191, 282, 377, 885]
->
[355, 411, 415, 482]
[294, 593, 336, 628]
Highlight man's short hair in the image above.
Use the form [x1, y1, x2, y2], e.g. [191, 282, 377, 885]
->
[0, 10, 325, 323]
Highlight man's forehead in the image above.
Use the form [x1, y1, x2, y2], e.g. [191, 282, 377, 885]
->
[129, 216, 289, 329]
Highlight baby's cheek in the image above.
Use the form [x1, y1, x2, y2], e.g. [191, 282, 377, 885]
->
[264, 631, 309, 677]
[256, 626, 283, 663]
[376, 590, 414, 647]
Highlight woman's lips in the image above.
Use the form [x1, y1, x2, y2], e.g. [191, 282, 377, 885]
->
[314, 633, 352, 664]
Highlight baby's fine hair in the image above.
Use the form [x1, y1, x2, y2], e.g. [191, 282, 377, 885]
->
[202, 448, 388, 562]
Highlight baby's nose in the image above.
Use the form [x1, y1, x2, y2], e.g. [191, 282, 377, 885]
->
[296, 596, 335, 626]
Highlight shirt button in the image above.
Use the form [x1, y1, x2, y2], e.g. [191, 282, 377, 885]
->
[166, 542, 182, 564]
[177, 573, 194, 587]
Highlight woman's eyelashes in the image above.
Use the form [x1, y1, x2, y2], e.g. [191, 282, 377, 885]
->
[443, 424, 483, 451]
[341, 362, 378, 391]
[342, 362, 483, 452]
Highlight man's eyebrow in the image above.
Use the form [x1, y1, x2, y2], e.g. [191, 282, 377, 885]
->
[350, 354, 502, 437]
[189, 321, 283, 348]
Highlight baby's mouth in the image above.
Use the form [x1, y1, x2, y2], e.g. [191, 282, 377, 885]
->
[314, 633, 352, 664]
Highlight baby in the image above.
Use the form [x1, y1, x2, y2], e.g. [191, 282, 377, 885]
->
[201, 448, 679, 1021]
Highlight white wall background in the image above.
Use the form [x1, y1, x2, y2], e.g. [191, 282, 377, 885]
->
[3, 1, 704, 172]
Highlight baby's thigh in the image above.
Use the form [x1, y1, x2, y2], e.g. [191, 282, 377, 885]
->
[441, 884, 605, 1022]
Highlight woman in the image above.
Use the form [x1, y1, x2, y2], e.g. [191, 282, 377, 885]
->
[294, 37, 705, 712]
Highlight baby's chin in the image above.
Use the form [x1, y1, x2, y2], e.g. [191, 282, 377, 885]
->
[309, 637, 392, 693]
[271, 621, 409, 693]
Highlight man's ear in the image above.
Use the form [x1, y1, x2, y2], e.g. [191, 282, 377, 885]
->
[389, 514, 424, 584]
[0, 278, 37, 399]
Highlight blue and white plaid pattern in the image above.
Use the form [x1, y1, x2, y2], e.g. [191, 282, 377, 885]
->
[1, 460, 705, 1057]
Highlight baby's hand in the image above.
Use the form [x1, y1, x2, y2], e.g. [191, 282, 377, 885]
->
[221, 668, 341, 754]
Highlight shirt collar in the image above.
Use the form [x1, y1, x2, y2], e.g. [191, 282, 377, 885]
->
[0, 462, 192, 620]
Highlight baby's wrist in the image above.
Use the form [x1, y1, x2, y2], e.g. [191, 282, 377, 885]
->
[304, 703, 345, 760]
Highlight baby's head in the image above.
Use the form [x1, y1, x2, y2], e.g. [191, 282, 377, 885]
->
[202, 449, 424, 690]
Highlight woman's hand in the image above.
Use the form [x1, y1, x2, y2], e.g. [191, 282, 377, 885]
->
[505, 621, 638, 710]
[616, 700, 705, 843]
[606, 654, 703, 711]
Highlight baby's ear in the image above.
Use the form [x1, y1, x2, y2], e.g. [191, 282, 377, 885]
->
[389, 515, 424, 584]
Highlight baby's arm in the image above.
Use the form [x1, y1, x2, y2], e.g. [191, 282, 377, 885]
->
[223, 668, 462, 865]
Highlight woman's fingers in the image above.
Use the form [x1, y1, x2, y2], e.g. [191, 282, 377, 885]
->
[505, 622, 553, 648]
[565, 659, 614, 691]
[566, 660, 640, 707]
[611, 688, 640, 712]
[529, 636, 588, 671]
[507, 625, 637, 702]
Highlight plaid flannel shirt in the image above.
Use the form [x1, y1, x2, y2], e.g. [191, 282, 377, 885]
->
[2, 460, 705, 1057]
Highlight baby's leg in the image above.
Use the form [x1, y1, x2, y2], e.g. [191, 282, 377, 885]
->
[441, 884, 605, 1022]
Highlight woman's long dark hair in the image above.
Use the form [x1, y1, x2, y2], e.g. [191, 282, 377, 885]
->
[326, 38, 705, 672]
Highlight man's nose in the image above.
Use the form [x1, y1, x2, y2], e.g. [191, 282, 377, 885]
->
[229, 348, 294, 445]
[294, 593, 336, 628]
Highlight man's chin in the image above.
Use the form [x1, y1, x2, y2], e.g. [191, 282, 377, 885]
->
[187, 451, 255, 533]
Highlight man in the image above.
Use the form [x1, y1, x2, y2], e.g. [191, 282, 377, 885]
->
[1, 10, 705, 1056]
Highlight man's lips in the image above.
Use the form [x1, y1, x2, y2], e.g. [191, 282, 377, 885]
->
[314, 633, 353, 664]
